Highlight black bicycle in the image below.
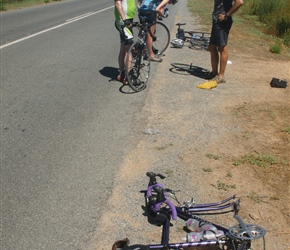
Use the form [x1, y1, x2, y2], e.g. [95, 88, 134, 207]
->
[125, 21, 170, 92]
[112, 172, 266, 250]
[173, 22, 210, 50]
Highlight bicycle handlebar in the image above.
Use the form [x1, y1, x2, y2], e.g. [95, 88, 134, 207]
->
[150, 186, 178, 220]
[146, 172, 178, 220]
[146, 172, 238, 221]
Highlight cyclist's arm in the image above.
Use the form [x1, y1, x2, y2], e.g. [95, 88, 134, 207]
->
[115, 0, 126, 21]
[228, 0, 244, 16]
[155, 0, 170, 17]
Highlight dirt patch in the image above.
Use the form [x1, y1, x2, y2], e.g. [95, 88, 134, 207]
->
[93, 1, 289, 249]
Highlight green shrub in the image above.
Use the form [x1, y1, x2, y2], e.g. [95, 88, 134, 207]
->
[242, 0, 289, 38]
[270, 42, 283, 53]
[276, 17, 290, 37]
[242, 0, 259, 15]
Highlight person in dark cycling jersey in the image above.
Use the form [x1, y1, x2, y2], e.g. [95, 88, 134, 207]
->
[138, 0, 178, 62]
[115, 0, 137, 84]
[208, 0, 243, 83]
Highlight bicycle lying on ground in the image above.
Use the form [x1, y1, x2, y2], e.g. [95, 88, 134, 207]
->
[112, 172, 266, 250]
[125, 21, 170, 92]
[171, 23, 210, 50]
[170, 61, 214, 80]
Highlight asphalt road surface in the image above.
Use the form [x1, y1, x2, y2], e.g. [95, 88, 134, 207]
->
[1, 0, 176, 249]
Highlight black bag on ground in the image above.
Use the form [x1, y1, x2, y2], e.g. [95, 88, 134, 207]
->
[270, 78, 287, 88]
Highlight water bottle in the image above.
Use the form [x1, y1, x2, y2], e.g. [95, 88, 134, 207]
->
[192, 34, 200, 40]
[202, 230, 225, 240]
[123, 27, 133, 39]
[185, 218, 202, 232]
[200, 223, 218, 232]
[184, 232, 203, 242]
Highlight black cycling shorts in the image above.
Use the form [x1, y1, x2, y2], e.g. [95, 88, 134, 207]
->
[138, 10, 156, 26]
[209, 20, 232, 47]
[115, 19, 134, 45]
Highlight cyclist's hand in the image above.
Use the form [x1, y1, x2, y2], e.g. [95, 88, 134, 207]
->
[123, 19, 132, 27]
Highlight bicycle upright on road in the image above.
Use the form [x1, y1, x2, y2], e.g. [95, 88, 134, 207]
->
[125, 21, 170, 92]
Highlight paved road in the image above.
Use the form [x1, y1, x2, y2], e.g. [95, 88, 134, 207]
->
[0, 0, 177, 249]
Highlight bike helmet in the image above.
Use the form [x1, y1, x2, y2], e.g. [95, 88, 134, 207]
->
[171, 38, 184, 48]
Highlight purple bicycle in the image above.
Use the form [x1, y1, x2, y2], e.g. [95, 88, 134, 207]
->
[112, 172, 266, 250]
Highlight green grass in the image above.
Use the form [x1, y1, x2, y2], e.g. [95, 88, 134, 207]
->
[270, 42, 283, 54]
[188, 0, 290, 56]
[247, 191, 268, 204]
[281, 126, 290, 134]
[233, 154, 282, 168]
[202, 167, 213, 172]
[216, 181, 236, 191]
[205, 153, 220, 160]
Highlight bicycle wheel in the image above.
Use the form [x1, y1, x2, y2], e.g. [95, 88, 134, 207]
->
[125, 41, 150, 92]
[171, 62, 211, 78]
[189, 38, 209, 50]
[171, 62, 194, 72]
[152, 21, 170, 56]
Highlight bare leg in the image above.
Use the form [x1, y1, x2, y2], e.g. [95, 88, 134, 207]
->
[118, 43, 126, 72]
[118, 43, 132, 84]
[147, 24, 156, 58]
[217, 45, 228, 79]
[208, 44, 219, 76]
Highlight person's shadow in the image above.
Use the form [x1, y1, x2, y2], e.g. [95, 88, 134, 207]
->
[99, 66, 137, 94]
[99, 66, 119, 82]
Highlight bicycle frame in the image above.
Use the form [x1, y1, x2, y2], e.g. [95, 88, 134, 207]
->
[144, 172, 266, 250]
[174, 23, 210, 50]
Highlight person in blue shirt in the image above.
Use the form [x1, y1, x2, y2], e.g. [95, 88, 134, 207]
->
[138, 0, 178, 62]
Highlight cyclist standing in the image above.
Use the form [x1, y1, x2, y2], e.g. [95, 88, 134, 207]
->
[115, 0, 137, 84]
[138, 0, 178, 62]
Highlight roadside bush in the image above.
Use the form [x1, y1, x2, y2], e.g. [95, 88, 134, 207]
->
[269, 42, 283, 54]
[283, 31, 290, 47]
[241, 0, 258, 15]
[242, 0, 290, 46]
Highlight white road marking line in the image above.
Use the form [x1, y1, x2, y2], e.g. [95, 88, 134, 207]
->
[0, 5, 113, 50]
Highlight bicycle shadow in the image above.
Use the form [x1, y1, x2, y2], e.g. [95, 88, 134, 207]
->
[99, 66, 137, 94]
[169, 64, 212, 80]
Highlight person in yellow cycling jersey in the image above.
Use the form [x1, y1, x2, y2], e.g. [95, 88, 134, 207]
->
[114, 0, 137, 84]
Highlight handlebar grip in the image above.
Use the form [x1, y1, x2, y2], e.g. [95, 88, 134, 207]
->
[146, 183, 163, 197]
[151, 198, 177, 220]
[153, 186, 166, 203]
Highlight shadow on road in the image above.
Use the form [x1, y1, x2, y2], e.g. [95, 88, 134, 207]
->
[99, 66, 119, 82]
[169, 64, 212, 80]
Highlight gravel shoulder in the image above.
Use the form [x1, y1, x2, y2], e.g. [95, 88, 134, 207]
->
[93, 1, 290, 249]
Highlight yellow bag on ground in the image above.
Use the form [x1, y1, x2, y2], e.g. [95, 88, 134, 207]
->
[196, 80, 217, 89]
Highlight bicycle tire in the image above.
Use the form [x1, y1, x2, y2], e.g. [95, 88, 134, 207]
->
[152, 21, 170, 55]
[171, 63, 211, 77]
[125, 41, 150, 92]
[189, 38, 209, 51]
